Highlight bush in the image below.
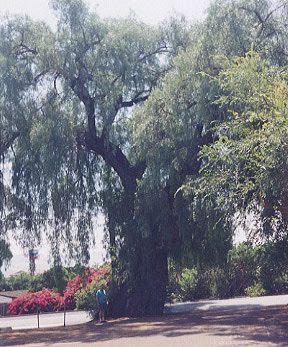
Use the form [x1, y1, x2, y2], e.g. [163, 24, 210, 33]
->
[7, 264, 112, 316]
[178, 268, 198, 301]
[167, 240, 288, 303]
[5, 271, 32, 291]
[74, 268, 111, 318]
[168, 266, 229, 302]
[28, 274, 45, 292]
[74, 280, 103, 318]
[28, 266, 72, 293]
[196, 267, 229, 299]
[8, 288, 63, 315]
[228, 243, 261, 296]
[272, 271, 288, 294]
[258, 240, 288, 294]
[0, 272, 8, 291]
[245, 282, 267, 297]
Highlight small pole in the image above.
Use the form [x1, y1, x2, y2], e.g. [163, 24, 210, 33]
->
[37, 303, 40, 329]
[63, 297, 66, 327]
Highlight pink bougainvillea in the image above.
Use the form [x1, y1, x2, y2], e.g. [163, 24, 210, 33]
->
[8, 288, 63, 315]
[63, 265, 111, 309]
[85, 266, 111, 288]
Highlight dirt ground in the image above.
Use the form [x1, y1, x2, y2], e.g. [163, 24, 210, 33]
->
[1, 306, 288, 347]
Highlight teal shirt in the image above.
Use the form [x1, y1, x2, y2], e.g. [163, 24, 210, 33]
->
[96, 289, 107, 304]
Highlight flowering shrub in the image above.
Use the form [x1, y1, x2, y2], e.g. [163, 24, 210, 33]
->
[7, 264, 111, 315]
[63, 265, 111, 310]
[8, 288, 63, 315]
[64, 266, 111, 295]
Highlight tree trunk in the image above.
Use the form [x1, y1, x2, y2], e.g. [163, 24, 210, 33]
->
[129, 236, 168, 316]
[108, 182, 168, 317]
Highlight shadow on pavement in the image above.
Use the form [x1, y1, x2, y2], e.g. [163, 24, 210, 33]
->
[1, 306, 287, 346]
[165, 301, 266, 314]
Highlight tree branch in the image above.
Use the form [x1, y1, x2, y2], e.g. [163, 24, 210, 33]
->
[101, 89, 151, 140]
[70, 76, 97, 140]
[119, 91, 151, 108]
[85, 134, 146, 190]
[239, 4, 284, 40]
[138, 45, 170, 62]
[0, 131, 20, 156]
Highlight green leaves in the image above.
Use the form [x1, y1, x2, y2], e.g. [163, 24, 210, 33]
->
[198, 51, 288, 237]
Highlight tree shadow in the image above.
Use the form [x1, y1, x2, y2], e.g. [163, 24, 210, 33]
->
[1, 306, 287, 346]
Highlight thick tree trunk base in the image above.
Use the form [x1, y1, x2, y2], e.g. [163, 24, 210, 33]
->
[108, 241, 168, 317]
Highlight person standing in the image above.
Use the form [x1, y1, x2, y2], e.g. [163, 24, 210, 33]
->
[96, 284, 107, 323]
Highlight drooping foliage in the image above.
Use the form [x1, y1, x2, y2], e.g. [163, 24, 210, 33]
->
[197, 52, 288, 239]
[0, 239, 12, 280]
[0, 2, 171, 247]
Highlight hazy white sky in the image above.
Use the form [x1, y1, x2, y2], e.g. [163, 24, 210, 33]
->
[0, 0, 212, 26]
[4, 217, 107, 276]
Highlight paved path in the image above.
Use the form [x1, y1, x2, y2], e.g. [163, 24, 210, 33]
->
[165, 294, 288, 314]
[1, 295, 288, 331]
[1, 305, 288, 346]
[0, 311, 90, 330]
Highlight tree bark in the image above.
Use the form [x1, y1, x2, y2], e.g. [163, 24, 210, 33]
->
[106, 181, 168, 317]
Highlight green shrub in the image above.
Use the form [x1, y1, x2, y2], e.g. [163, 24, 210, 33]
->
[228, 243, 261, 296]
[5, 271, 32, 291]
[167, 240, 288, 303]
[273, 271, 288, 294]
[28, 273, 44, 292]
[259, 240, 288, 295]
[4, 267, 69, 292]
[197, 267, 229, 299]
[74, 284, 99, 318]
[40, 266, 67, 293]
[168, 266, 229, 302]
[0, 272, 8, 291]
[25, 266, 68, 293]
[245, 282, 266, 297]
[178, 268, 198, 301]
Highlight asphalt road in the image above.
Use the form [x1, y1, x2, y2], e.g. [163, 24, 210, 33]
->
[0, 310, 91, 330]
[1, 305, 288, 347]
[1, 294, 288, 331]
[165, 294, 288, 314]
